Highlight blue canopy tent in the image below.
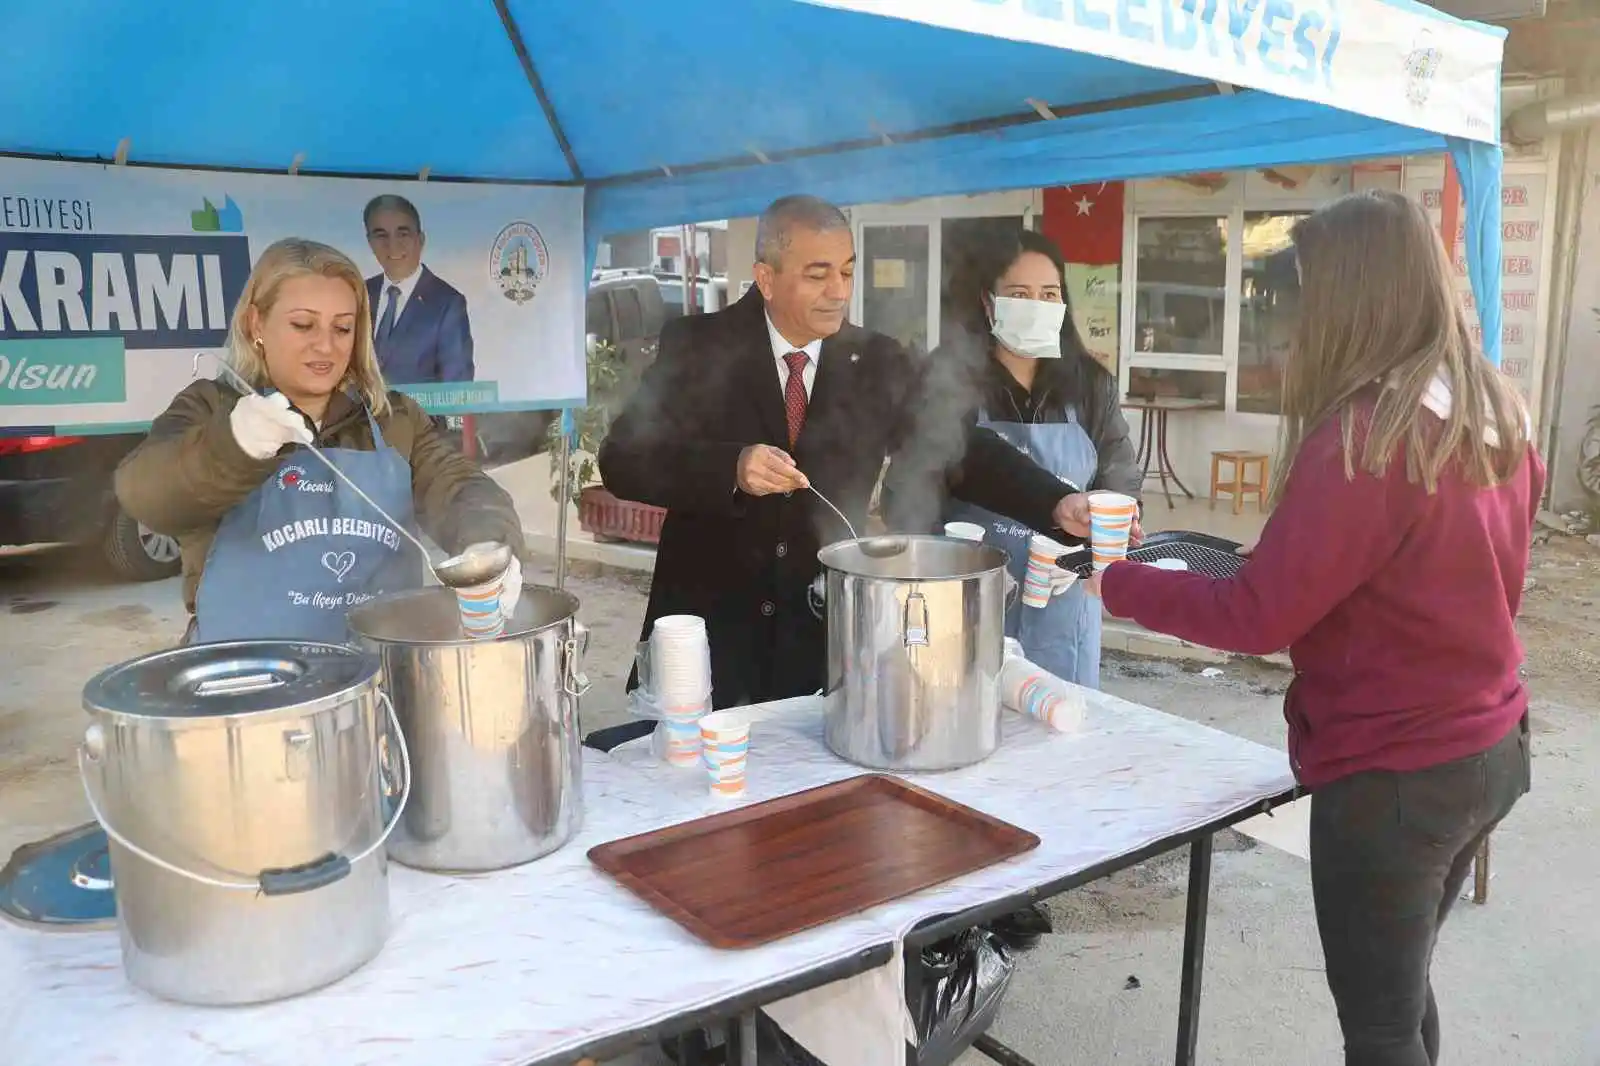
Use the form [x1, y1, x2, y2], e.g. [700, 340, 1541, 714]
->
[3, 0, 1508, 346]
[1, 0, 1507, 578]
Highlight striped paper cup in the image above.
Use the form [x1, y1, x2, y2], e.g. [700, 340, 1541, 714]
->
[454, 576, 505, 639]
[1088, 492, 1138, 571]
[660, 717, 703, 768]
[699, 711, 750, 798]
[1023, 534, 1067, 608]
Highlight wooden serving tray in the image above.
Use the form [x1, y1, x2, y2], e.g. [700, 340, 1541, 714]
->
[588, 774, 1040, 949]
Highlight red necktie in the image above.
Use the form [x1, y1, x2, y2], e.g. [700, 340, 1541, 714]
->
[783, 350, 810, 447]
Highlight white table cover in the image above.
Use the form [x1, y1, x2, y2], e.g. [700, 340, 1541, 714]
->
[610, 690, 1297, 1066]
[0, 751, 894, 1066]
[0, 691, 1295, 1066]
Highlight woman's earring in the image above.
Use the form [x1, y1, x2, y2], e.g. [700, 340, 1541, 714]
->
[252, 337, 265, 353]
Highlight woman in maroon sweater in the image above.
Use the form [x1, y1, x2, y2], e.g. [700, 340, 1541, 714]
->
[1090, 190, 1541, 1066]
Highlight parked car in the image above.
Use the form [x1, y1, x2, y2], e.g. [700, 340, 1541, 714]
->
[654, 273, 727, 316]
[0, 433, 181, 580]
[469, 272, 671, 464]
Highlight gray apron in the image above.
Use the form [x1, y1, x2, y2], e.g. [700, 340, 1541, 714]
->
[193, 406, 419, 643]
[947, 403, 1103, 688]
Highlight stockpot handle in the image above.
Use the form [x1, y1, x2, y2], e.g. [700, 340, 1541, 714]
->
[564, 620, 592, 697]
[903, 590, 930, 648]
[807, 574, 826, 621]
[77, 690, 412, 896]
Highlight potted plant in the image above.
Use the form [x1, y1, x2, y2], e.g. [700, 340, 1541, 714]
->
[547, 335, 668, 545]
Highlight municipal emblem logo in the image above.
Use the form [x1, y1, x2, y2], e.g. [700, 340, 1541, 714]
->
[276, 465, 308, 490]
[490, 221, 549, 305]
[1403, 31, 1441, 109]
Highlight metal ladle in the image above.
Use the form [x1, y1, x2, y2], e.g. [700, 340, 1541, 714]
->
[194, 354, 508, 590]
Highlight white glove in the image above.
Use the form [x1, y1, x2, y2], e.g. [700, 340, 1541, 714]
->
[499, 553, 523, 621]
[230, 392, 312, 460]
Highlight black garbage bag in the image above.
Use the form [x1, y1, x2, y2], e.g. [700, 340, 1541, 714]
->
[986, 902, 1054, 953]
[662, 911, 1034, 1066]
[911, 926, 1017, 1066]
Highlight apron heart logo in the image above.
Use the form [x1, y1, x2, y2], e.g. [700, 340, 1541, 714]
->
[322, 551, 357, 583]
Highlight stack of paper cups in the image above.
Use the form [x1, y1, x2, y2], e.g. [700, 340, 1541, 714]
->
[651, 615, 713, 767]
[998, 656, 1086, 733]
[454, 575, 506, 639]
[1088, 492, 1139, 570]
[943, 521, 986, 543]
[699, 710, 751, 799]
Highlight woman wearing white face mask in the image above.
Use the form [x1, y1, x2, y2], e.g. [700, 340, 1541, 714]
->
[894, 230, 1140, 687]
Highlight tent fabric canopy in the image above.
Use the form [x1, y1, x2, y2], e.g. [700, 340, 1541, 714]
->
[0, 0, 1506, 359]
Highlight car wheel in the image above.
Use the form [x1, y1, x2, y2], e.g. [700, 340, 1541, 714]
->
[103, 509, 182, 582]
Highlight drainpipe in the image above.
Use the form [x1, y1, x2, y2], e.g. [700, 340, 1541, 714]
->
[1506, 93, 1600, 145]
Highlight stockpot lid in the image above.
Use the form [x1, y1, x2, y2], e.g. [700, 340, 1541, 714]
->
[817, 535, 1010, 581]
[0, 823, 117, 930]
[82, 640, 379, 721]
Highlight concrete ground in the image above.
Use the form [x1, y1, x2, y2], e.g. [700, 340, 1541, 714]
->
[2, 540, 1596, 1065]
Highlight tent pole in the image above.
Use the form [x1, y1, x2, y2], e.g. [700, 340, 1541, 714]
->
[492, 0, 583, 181]
[555, 408, 572, 591]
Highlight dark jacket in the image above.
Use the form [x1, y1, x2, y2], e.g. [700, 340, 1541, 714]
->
[115, 380, 526, 614]
[365, 267, 474, 384]
[598, 288, 1072, 708]
[884, 330, 1141, 531]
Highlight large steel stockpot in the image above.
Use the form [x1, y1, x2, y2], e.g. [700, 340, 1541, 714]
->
[811, 535, 1010, 771]
[347, 585, 589, 873]
[79, 640, 408, 1006]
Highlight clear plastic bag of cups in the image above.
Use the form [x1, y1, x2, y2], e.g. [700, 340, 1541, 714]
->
[998, 639, 1086, 733]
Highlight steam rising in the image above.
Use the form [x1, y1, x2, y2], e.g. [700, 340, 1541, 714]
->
[878, 332, 986, 536]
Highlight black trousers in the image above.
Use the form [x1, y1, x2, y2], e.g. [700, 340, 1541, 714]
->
[1309, 717, 1531, 1066]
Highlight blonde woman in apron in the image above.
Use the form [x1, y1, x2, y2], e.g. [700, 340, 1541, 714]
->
[115, 238, 527, 645]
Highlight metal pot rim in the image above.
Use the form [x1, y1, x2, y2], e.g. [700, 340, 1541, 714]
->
[816, 534, 1009, 581]
[82, 641, 382, 729]
[346, 585, 579, 647]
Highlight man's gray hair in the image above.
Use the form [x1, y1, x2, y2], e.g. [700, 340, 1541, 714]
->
[755, 195, 849, 268]
[363, 193, 423, 234]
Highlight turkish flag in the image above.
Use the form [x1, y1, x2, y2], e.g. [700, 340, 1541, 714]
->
[1041, 183, 1125, 266]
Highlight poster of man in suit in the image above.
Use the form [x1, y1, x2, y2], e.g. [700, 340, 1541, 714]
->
[363, 194, 476, 384]
[0, 156, 585, 433]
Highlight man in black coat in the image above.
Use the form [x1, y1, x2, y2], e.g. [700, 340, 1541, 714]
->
[599, 196, 1093, 710]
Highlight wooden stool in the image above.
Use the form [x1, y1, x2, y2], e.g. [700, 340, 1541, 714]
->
[1473, 833, 1491, 904]
[1210, 451, 1270, 515]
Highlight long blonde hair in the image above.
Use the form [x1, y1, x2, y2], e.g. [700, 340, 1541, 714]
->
[1273, 189, 1529, 500]
[226, 238, 390, 416]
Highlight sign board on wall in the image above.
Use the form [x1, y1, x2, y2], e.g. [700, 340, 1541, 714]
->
[0, 158, 585, 432]
[1406, 161, 1551, 411]
[1065, 264, 1120, 373]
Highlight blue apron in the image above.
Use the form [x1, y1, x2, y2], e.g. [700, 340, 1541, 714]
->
[947, 403, 1103, 688]
[194, 406, 419, 644]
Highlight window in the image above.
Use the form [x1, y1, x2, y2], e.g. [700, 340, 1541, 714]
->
[861, 224, 931, 354]
[585, 293, 613, 345]
[1127, 367, 1226, 406]
[612, 286, 646, 342]
[1237, 212, 1307, 416]
[1133, 217, 1228, 356]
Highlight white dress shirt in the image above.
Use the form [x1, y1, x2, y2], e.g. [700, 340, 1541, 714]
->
[372, 267, 423, 335]
[765, 312, 823, 399]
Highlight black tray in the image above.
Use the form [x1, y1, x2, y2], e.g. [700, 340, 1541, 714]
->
[1056, 530, 1247, 580]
